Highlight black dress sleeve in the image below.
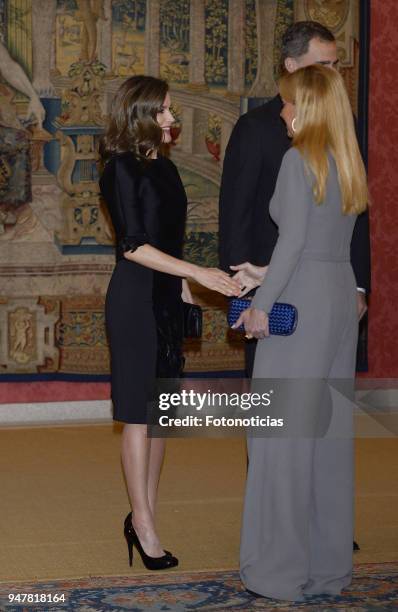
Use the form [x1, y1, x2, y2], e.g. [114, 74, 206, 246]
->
[113, 155, 150, 253]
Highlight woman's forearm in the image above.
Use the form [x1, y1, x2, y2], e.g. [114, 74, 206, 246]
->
[124, 243, 242, 297]
[124, 244, 198, 280]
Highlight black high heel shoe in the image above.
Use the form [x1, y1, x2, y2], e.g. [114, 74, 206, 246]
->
[123, 513, 178, 570]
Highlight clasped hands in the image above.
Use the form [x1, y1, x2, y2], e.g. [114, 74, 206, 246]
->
[230, 262, 269, 339]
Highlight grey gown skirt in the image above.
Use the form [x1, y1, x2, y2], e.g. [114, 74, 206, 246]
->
[240, 256, 358, 601]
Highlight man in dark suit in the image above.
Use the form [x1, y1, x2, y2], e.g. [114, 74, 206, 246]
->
[219, 21, 370, 378]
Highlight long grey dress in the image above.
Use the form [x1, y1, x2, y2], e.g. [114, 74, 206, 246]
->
[240, 148, 358, 601]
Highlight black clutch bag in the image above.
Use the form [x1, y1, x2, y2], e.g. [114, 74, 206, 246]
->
[183, 302, 202, 338]
[227, 298, 298, 336]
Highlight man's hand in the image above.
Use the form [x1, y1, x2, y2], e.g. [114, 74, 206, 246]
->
[357, 291, 367, 321]
[230, 262, 268, 297]
[233, 307, 269, 339]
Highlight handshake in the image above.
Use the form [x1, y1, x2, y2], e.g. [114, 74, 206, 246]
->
[228, 263, 270, 340]
[230, 262, 268, 297]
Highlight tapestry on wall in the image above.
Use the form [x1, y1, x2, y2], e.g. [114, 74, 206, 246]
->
[0, 0, 362, 377]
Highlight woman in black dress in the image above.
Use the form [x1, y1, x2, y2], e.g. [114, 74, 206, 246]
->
[99, 76, 240, 570]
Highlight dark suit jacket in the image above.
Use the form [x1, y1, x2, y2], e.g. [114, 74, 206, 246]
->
[219, 95, 371, 293]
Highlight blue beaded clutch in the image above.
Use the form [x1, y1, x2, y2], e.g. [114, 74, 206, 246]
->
[227, 298, 298, 336]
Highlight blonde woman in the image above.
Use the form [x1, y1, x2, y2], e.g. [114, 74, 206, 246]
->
[233, 65, 368, 601]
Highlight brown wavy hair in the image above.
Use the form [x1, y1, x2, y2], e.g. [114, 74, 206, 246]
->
[99, 75, 169, 163]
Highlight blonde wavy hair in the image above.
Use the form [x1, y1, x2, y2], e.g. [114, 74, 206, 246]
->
[279, 65, 368, 214]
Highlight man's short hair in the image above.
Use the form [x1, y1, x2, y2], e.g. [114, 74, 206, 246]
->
[281, 21, 335, 61]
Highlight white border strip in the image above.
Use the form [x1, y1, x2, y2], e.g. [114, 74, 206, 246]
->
[0, 400, 113, 426]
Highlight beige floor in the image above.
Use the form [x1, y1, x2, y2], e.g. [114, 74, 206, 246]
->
[0, 425, 397, 582]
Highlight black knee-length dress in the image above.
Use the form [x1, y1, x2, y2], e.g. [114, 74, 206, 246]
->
[100, 152, 187, 423]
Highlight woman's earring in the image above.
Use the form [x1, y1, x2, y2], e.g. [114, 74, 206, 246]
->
[291, 117, 297, 133]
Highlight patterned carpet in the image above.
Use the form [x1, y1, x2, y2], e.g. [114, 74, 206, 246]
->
[0, 563, 397, 611]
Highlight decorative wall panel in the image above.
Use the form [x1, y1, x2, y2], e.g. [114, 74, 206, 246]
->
[0, 0, 363, 376]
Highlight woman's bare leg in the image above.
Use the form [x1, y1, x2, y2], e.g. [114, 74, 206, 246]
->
[121, 424, 164, 556]
[148, 437, 166, 517]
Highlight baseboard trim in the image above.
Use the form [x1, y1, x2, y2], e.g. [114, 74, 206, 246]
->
[0, 400, 113, 426]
